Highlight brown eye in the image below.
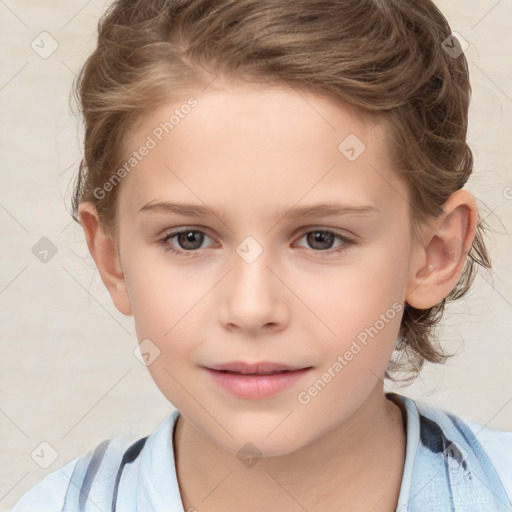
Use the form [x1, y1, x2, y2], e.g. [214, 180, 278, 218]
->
[306, 231, 336, 250]
[159, 228, 215, 257]
[294, 229, 355, 255]
[175, 230, 205, 250]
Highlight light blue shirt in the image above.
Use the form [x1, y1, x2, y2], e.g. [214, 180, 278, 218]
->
[9, 393, 512, 511]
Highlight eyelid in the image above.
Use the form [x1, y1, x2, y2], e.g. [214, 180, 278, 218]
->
[293, 225, 357, 241]
[160, 225, 214, 239]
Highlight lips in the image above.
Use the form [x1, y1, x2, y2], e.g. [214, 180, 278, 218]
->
[206, 361, 310, 375]
[203, 363, 313, 399]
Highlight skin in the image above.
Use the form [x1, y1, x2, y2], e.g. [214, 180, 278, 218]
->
[79, 80, 477, 511]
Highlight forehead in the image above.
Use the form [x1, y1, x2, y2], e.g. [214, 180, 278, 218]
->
[117, 83, 408, 222]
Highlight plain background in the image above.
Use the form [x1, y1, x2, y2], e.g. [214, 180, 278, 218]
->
[0, 0, 511, 509]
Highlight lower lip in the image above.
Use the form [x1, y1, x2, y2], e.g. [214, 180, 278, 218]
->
[204, 367, 312, 399]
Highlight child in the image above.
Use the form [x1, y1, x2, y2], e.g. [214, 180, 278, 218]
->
[10, 0, 512, 510]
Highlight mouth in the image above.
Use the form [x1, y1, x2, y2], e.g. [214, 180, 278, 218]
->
[203, 361, 313, 399]
[205, 361, 311, 375]
[214, 369, 297, 375]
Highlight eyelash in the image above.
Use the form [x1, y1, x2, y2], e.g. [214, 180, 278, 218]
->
[158, 227, 356, 259]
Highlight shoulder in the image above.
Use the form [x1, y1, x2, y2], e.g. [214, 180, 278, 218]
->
[414, 397, 512, 504]
[8, 412, 180, 512]
[8, 436, 142, 512]
[8, 457, 80, 512]
[464, 418, 512, 503]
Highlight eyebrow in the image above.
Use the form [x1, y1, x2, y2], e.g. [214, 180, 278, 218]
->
[138, 201, 378, 220]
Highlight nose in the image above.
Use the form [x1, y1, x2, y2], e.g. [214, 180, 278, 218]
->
[218, 246, 290, 336]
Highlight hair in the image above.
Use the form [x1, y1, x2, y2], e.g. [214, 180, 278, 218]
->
[70, 0, 492, 383]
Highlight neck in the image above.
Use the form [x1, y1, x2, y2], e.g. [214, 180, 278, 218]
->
[174, 385, 406, 512]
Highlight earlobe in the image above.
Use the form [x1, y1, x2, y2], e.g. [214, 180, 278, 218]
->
[78, 202, 133, 317]
[405, 189, 477, 310]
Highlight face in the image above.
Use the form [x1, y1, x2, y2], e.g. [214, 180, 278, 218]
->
[115, 82, 417, 457]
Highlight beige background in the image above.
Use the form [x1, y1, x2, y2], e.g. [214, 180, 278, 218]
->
[0, 0, 511, 509]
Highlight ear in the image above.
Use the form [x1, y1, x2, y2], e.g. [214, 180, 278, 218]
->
[405, 189, 478, 310]
[79, 202, 133, 316]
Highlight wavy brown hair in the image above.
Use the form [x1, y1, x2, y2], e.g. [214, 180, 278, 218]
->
[70, 0, 492, 383]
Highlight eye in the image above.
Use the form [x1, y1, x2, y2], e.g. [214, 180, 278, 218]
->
[157, 227, 355, 258]
[158, 228, 215, 257]
[294, 229, 355, 253]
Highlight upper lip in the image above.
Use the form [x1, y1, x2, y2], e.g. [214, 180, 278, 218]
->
[205, 361, 310, 374]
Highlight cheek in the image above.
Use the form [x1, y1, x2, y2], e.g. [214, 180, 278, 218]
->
[124, 265, 203, 399]
[125, 264, 203, 405]
[290, 241, 408, 389]
[296, 249, 407, 336]
[125, 249, 206, 335]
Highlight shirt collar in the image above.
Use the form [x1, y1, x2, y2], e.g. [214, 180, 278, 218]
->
[386, 392, 421, 512]
[136, 409, 184, 511]
[133, 396, 417, 511]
